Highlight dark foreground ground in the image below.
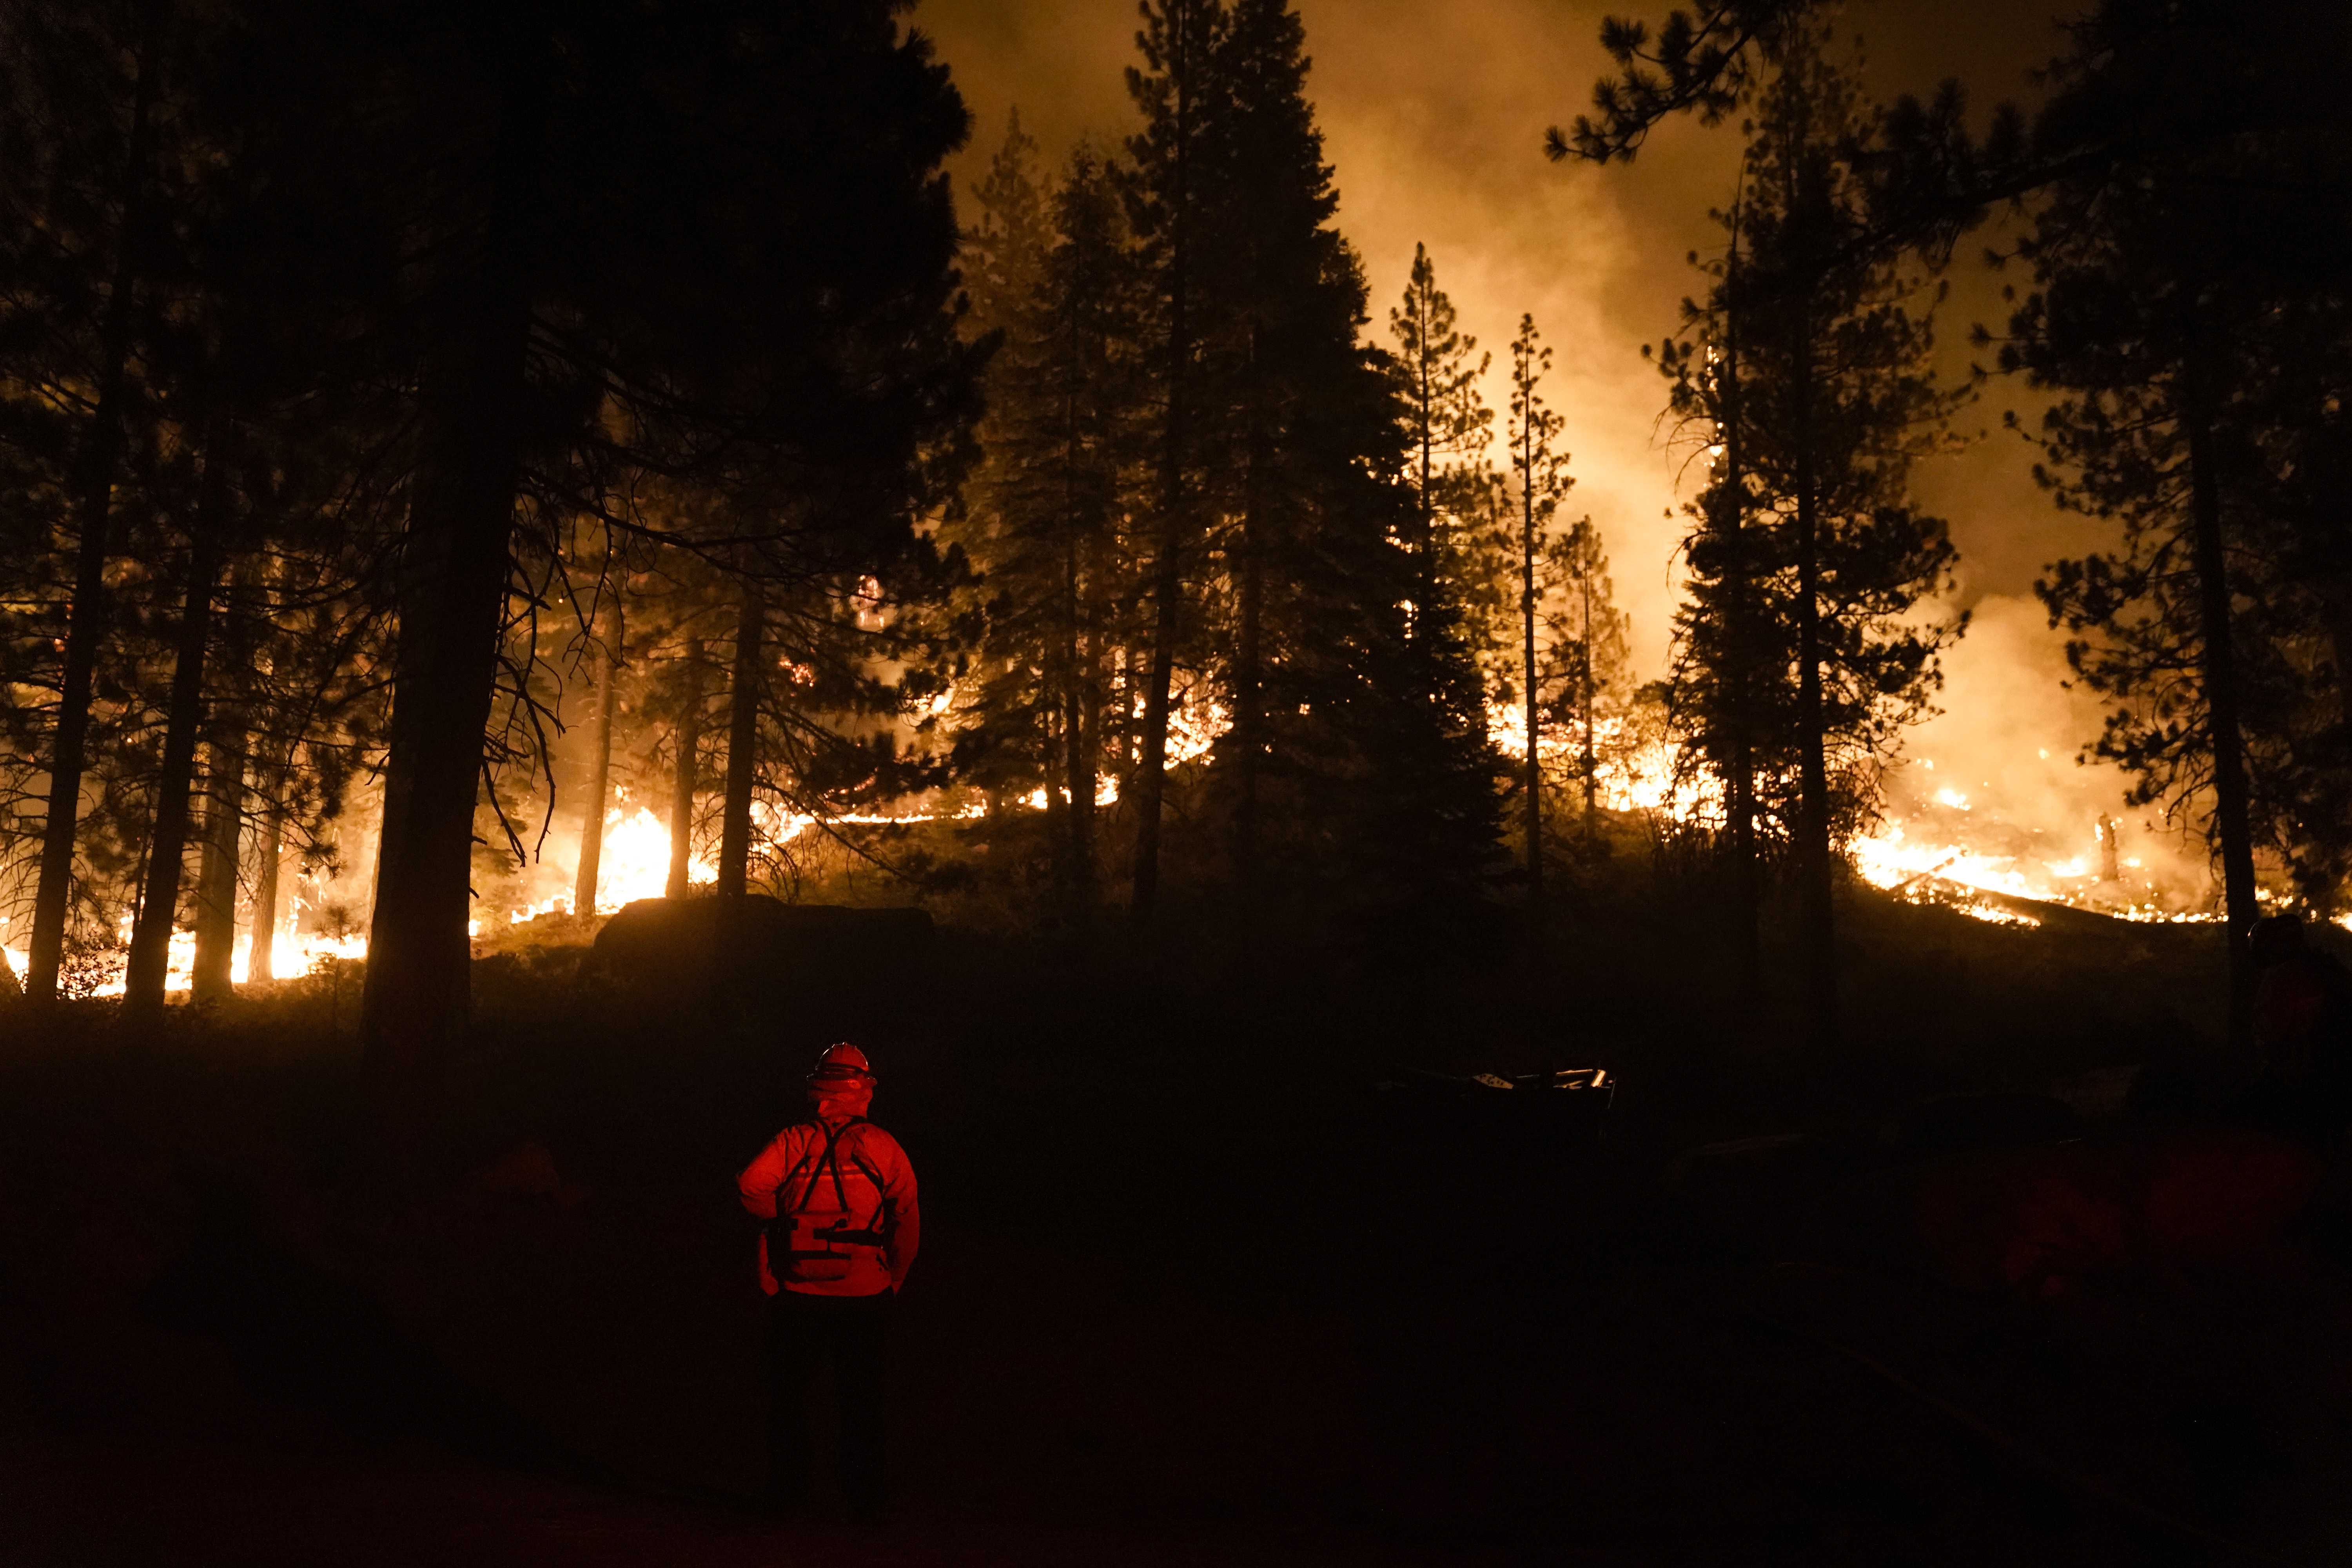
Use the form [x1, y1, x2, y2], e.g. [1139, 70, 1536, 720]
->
[3, 883, 2348, 1566]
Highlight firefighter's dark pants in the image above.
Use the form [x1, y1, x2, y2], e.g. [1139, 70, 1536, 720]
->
[767, 1287, 892, 1514]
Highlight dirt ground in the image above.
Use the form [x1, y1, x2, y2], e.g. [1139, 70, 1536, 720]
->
[2, 898, 2342, 1566]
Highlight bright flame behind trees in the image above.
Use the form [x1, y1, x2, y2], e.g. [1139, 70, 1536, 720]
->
[0, 671, 2244, 1002]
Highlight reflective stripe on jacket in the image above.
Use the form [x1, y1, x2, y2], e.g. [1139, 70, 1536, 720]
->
[738, 1118, 919, 1296]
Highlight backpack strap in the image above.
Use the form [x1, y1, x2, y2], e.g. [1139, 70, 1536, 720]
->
[811, 1122, 891, 1249]
[772, 1116, 868, 1217]
[847, 1147, 892, 1233]
[783, 1116, 867, 1217]
[820, 1119, 853, 1212]
[770, 1145, 817, 1214]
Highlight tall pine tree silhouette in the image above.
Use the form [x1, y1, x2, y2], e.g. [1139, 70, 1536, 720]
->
[2010, 0, 2352, 1039]
[1656, 30, 1964, 1048]
[956, 125, 1143, 916]
[1122, 0, 1227, 930]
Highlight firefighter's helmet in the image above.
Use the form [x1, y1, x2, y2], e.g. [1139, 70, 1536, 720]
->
[808, 1042, 877, 1085]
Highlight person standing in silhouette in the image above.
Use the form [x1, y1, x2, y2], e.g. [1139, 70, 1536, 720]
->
[739, 1043, 919, 1522]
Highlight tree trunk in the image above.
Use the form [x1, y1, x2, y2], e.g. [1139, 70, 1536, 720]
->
[123, 452, 231, 1019]
[668, 638, 702, 899]
[717, 583, 762, 898]
[1129, 11, 1196, 933]
[1113, 647, 1132, 776]
[1418, 315, 1436, 603]
[248, 787, 282, 984]
[359, 388, 522, 1176]
[191, 733, 245, 1003]
[1792, 332, 1836, 1053]
[1232, 393, 1266, 898]
[572, 600, 621, 915]
[1720, 231, 1760, 1003]
[1041, 554, 1066, 843]
[25, 47, 157, 1006]
[1065, 682, 1094, 906]
[358, 31, 542, 1187]
[1057, 342, 1100, 916]
[2183, 397, 2259, 1054]
[1130, 522, 1185, 927]
[1063, 518, 1096, 913]
[1522, 459, 1544, 914]
[1580, 568, 1597, 826]
[1041, 701, 1067, 844]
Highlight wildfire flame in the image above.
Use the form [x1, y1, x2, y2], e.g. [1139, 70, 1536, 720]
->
[1486, 704, 1699, 815]
[1485, 711, 2216, 927]
[1849, 810, 2212, 925]
[34, 922, 373, 999]
[6, 704, 2318, 1000]
[506, 805, 719, 926]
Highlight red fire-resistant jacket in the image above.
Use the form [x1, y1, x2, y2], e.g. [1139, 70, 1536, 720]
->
[739, 1118, 920, 1297]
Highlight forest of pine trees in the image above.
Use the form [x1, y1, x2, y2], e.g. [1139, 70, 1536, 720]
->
[942, 0, 1509, 948]
[1553, 0, 2352, 1047]
[0, 0, 2347, 1096]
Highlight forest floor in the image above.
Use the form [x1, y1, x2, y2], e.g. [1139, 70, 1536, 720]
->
[2, 874, 2346, 1566]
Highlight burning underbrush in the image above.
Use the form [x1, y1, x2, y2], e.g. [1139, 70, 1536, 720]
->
[8, 681, 2314, 1005]
[1852, 772, 2224, 931]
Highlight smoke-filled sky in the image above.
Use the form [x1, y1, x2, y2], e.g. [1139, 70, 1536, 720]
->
[918, 0, 2184, 861]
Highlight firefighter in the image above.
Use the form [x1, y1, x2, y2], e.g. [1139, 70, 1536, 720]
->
[739, 1042, 920, 1522]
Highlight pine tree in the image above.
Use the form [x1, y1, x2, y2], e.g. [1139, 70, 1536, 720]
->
[1506, 314, 1570, 909]
[1653, 31, 1965, 1047]
[569, 584, 622, 917]
[2007, 0, 2352, 1033]
[1122, 0, 1229, 928]
[1205, 0, 1385, 900]
[1118, 0, 1475, 931]
[2238, 314, 2352, 914]
[1387, 244, 1513, 693]
[121, 430, 235, 1017]
[1389, 245, 1490, 559]
[2013, 9, 2343, 1029]
[716, 577, 763, 899]
[1653, 196, 1773, 987]
[953, 129, 1143, 916]
[663, 631, 710, 900]
[1548, 515, 1633, 829]
[1365, 245, 1507, 927]
[962, 111, 1052, 351]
